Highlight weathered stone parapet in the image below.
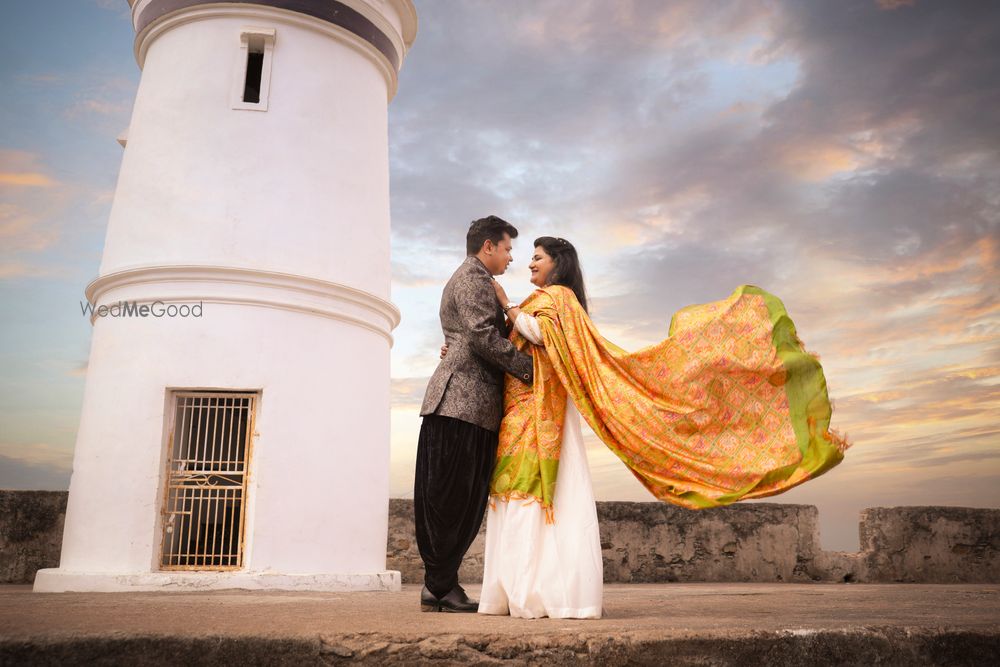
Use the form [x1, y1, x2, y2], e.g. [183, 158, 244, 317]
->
[860, 506, 1000, 583]
[387, 499, 999, 584]
[597, 501, 830, 583]
[4, 491, 998, 585]
[388, 499, 867, 584]
[0, 491, 66, 585]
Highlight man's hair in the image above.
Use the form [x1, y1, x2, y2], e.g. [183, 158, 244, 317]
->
[466, 215, 518, 255]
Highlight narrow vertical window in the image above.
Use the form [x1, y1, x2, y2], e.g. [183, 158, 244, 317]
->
[232, 28, 275, 111]
[243, 50, 264, 104]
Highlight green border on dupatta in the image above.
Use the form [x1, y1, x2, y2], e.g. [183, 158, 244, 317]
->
[664, 285, 845, 508]
[739, 285, 845, 485]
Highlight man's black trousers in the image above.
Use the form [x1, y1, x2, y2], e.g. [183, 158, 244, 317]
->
[413, 414, 498, 599]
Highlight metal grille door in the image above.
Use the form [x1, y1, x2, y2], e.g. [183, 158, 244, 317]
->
[160, 392, 256, 570]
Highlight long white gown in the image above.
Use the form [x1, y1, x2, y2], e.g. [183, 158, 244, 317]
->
[478, 312, 604, 619]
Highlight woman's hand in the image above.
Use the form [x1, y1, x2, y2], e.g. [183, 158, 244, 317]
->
[493, 279, 522, 323]
[492, 279, 510, 306]
[440, 344, 448, 359]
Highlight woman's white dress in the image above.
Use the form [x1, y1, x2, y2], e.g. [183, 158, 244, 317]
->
[478, 312, 604, 619]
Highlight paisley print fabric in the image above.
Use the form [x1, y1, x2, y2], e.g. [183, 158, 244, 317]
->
[490, 284, 849, 516]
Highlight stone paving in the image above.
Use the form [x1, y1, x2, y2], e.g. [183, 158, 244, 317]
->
[2, 583, 999, 664]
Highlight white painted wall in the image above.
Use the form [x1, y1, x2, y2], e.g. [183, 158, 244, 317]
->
[57, 301, 391, 575]
[102, 15, 393, 298]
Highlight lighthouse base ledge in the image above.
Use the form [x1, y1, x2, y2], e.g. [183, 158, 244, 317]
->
[31, 568, 401, 593]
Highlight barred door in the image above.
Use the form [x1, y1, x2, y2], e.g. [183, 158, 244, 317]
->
[160, 391, 256, 570]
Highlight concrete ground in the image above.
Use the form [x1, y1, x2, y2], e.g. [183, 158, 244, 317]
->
[2, 583, 999, 665]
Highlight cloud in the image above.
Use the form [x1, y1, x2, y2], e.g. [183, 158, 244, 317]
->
[391, 255, 458, 288]
[388, 1, 778, 246]
[382, 2, 998, 552]
[577, 0, 999, 268]
[0, 151, 70, 274]
[0, 262, 57, 279]
[1, 0, 994, 554]
[17, 73, 64, 84]
[92, 0, 132, 19]
[391, 376, 429, 410]
[0, 441, 73, 473]
[0, 150, 58, 188]
[0, 203, 59, 253]
[834, 363, 999, 431]
[772, 139, 863, 182]
[68, 98, 130, 118]
[63, 76, 135, 136]
[0, 172, 56, 187]
[0, 454, 71, 491]
[0, 146, 118, 280]
[876, 0, 917, 11]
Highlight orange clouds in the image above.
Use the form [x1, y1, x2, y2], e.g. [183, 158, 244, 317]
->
[854, 390, 906, 404]
[0, 172, 56, 187]
[511, 0, 774, 55]
[0, 150, 58, 188]
[770, 125, 924, 182]
[0, 150, 69, 277]
[881, 237, 998, 285]
[602, 185, 712, 249]
[775, 140, 861, 181]
[0, 203, 58, 253]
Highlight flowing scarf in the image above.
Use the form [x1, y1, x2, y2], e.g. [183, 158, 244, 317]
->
[489, 285, 849, 520]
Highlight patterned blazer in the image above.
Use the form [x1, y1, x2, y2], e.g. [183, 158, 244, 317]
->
[420, 256, 534, 432]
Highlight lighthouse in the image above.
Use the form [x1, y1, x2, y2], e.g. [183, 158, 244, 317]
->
[34, 0, 417, 592]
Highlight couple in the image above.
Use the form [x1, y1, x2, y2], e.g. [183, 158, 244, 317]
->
[414, 215, 848, 619]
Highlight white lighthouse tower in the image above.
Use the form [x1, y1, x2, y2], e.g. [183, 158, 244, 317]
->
[34, 0, 417, 592]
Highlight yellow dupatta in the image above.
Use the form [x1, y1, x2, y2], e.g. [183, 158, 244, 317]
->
[490, 285, 849, 519]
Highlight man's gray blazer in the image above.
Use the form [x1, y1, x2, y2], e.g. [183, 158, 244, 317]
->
[420, 256, 534, 432]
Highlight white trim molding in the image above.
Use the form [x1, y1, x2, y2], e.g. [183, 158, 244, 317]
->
[85, 265, 401, 344]
[34, 569, 401, 593]
[132, 4, 401, 99]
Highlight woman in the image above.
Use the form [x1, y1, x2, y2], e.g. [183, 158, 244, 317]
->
[479, 236, 603, 619]
[478, 237, 849, 619]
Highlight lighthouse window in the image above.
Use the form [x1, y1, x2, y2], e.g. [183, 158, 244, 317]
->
[243, 50, 264, 104]
[232, 28, 275, 111]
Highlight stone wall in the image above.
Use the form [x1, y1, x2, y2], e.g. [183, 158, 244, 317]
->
[3, 491, 998, 585]
[591, 501, 855, 583]
[388, 499, 862, 585]
[0, 491, 66, 585]
[859, 506, 1000, 583]
[351, 500, 1000, 585]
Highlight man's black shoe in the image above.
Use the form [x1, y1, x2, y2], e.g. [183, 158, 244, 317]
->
[438, 585, 479, 613]
[420, 584, 478, 613]
[420, 585, 440, 612]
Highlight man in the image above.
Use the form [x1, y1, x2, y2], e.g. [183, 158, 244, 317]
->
[415, 215, 534, 612]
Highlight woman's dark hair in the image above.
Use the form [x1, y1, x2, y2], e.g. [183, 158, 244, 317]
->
[467, 215, 519, 255]
[534, 236, 588, 313]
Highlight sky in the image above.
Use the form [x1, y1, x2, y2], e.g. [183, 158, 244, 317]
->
[1, 0, 997, 552]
